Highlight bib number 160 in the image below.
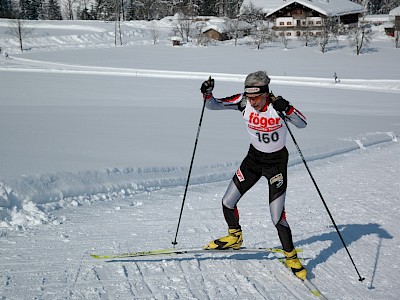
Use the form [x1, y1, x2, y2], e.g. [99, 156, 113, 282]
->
[256, 132, 279, 143]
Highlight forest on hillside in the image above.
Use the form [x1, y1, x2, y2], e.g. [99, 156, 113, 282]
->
[1, 0, 399, 21]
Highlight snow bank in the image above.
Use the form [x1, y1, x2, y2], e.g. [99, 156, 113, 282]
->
[0, 132, 396, 231]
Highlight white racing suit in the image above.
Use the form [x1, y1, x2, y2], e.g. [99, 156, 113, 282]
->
[205, 93, 307, 252]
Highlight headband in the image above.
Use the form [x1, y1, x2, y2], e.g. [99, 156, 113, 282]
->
[244, 85, 269, 95]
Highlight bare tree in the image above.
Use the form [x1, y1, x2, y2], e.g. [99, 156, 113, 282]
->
[348, 24, 372, 55]
[318, 17, 337, 53]
[240, 2, 264, 26]
[224, 18, 250, 46]
[193, 21, 207, 46]
[394, 17, 400, 48]
[249, 22, 275, 49]
[149, 20, 160, 44]
[395, 28, 400, 48]
[114, 0, 122, 45]
[298, 22, 316, 47]
[241, 3, 274, 49]
[280, 33, 289, 49]
[63, 0, 77, 20]
[8, 19, 34, 53]
[172, 12, 194, 43]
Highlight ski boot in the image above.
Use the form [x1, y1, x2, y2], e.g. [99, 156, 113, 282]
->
[284, 248, 307, 280]
[204, 228, 243, 250]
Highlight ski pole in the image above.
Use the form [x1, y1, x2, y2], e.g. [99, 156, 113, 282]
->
[172, 97, 207, 246]
[279, 112, 365, 282]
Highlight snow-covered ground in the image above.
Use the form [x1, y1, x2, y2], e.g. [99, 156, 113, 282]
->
[0, 18, 399, 299]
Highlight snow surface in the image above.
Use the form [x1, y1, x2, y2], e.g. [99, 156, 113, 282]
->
[0, 18, 399, 299]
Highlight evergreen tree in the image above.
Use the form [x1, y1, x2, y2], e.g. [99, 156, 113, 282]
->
[19, 0, 42, 20]
[199, 0, 218, 16]
[48, 0, 62, 19]
[0, 0, 14, 18]
[126, 0, 136, 20]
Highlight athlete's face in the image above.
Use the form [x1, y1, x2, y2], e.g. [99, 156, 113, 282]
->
[247, 93, 267, 111]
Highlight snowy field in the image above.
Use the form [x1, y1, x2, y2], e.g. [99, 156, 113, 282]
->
[0, 18, 399, 299]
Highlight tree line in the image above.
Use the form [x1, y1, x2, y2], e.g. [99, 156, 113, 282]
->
[1, 0, 399, 21]
[0, 0, 240, 20]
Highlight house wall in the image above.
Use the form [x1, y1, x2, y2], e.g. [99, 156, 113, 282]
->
[274, 16, 322, 27]
[396, 16, 400, 28]
[274, 15, 323, 37]
[203, 29, 227, 41]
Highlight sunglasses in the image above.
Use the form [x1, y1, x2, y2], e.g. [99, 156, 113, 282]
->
[246, 93, 266, 102]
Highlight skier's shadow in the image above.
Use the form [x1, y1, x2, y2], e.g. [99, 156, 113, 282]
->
[295, 223, 392, 281]
[107, 223, 391, 287]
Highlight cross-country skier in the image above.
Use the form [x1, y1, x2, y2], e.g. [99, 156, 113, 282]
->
[200, 71, 308, 279]
[334, 72, 340, 83]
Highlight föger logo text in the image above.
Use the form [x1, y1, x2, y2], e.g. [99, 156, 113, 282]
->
[248, 112, 282, 132]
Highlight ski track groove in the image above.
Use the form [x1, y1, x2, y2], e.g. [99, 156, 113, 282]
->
[235, 260, 278, 299]
[131, 261, 155, 298]
[2, 57, 400, 94]
[120, 265, 136, 298]
[178, 259, 208, 299]
[268, 264, 302, 300]
[91, 266, 107, 300]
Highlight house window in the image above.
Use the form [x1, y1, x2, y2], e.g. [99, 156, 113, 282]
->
[286, 32, 291, 36]
[280, 22, 284, 25]
[287, 22, 292, 26]
[316, 21, 321, 25]
[279, 32, 285, 36]
[316, 32, 321, 35]
[296, 31, 301, 36]
[309, 21, 313, 25]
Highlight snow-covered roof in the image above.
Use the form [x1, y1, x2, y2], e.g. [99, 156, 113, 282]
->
[202, 25, 224, 34]
[242, 0, 364, 17]
[389, 6, 400, 16]
[170, 36, 182, 41]
[241, 0, 288, 14]
[200, 19, 251, 34]
[361, 14, 390, 22]
[383, 21, 394, 28]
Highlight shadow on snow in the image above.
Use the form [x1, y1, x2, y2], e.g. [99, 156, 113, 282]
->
[105, 223, 392, 287]
[296, 222, 393, 282]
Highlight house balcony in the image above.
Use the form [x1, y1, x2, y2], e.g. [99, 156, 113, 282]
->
[271, 25, 322, 31]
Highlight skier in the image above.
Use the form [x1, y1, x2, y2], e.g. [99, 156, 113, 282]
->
[334, 72, 340, 83]
[200, 71, 308, 279]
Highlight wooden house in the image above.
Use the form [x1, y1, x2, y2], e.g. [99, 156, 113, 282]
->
[202, 27, 229, 41]
[241, 0, 364, 37]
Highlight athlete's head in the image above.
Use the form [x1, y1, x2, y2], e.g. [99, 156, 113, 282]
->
[245, 71, 270, 89]
[244, 71, 271, 111]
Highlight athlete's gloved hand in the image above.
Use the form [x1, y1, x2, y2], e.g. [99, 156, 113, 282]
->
[200, 77, 214, 96]
[272, 96, 291, 113]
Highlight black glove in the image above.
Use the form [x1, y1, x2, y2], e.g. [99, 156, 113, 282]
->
[200, 77, 214, 95]
[272, 96, 290, 113]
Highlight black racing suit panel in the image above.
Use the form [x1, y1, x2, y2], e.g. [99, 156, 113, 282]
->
[222, 145, 294, 251]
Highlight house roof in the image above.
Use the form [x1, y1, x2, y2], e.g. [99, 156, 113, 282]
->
[241, 0, 364, 17]
[389, 6, 400, 16]
[361, 14, 390, 22]
[240, 0, 288, 14]
[202, 26, 224, 34]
